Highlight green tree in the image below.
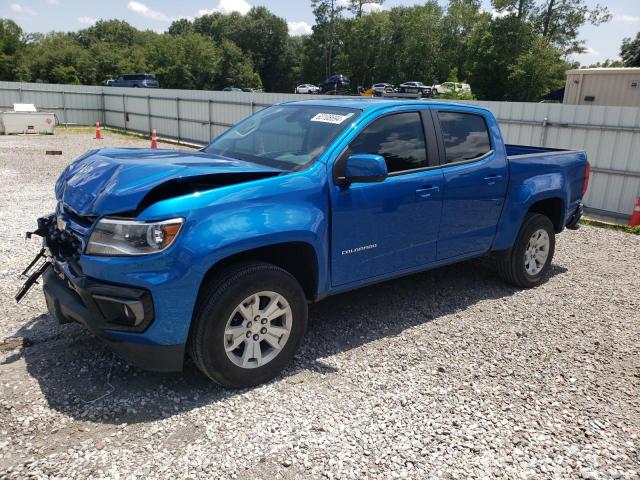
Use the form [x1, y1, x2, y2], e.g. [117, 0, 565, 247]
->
[311, 0, 346, 78]
[621, 33, 640, 67]
[491, 0, 611, 54]
[585, 59, 624, 68]
[0, 19, 24, 80]
[26, 33, 97, 84]
[534, 0, 610, 54]
[234, 7, 291, 92]
[386, 3, 445, 85]
[168, 18, 193, 36]
[465, 13, 533, 100]
[75, 19, 148, 49]
[440, 0, 482, 81]
[144, 32, 221, 90]
[348, 0, 384, 18]
[506, 37, 567, 100]
[193, 11, 244, 43]
[333, 10, 391, 88]
[217, 39, 262, 89]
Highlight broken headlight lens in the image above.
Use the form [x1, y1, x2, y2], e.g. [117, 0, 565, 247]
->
[86, 218, 184, 256]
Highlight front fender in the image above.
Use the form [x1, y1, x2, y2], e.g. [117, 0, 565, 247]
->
[189, 209, 327, 291]
[139, 162, 330, 295]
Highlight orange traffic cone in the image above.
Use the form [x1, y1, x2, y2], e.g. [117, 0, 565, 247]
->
[629, 196, 640, 226]
[95, 121, 102, 140]
[151, 129, 158, 149]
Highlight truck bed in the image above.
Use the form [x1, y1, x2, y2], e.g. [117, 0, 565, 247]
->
[505, 144, 581, 158]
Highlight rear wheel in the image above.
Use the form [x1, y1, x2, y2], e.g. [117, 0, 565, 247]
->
[496, 213, 556, 288]
[189, 262, 308, 387]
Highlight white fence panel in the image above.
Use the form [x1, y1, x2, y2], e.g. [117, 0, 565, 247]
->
[0, 81, 638, 219]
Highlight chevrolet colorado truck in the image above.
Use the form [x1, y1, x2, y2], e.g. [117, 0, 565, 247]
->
[17, 99, 589, 387]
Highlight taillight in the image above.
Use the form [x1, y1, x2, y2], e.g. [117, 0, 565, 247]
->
[582, 161, 590, 196]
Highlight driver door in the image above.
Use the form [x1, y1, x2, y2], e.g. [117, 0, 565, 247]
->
[329, 109, 444, 287]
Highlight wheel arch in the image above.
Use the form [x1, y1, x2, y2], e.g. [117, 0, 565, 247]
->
[492, 191, 566, 252]
[196, 241, 320, 305]
[527, 197, 564, 232]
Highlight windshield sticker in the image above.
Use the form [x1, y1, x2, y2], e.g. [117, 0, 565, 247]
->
[311, 113, 354, 124]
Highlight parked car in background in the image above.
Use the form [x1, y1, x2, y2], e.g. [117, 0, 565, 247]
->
[372, 83, 394, 96]
[396, 81, 432, 97]
[295, 84, 320, 94]
[223, 87, 244, 92]
[319, 75, 350, 94]
[20, 99, 589, 388]
[432, 82, 471, 96]
[106, 74, 159, 88]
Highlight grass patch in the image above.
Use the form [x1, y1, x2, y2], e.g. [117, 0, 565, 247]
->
[580, 218, 639, 235]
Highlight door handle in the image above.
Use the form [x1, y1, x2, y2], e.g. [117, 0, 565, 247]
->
[483, 175, 503, 185]
[415, 186, 440, 198]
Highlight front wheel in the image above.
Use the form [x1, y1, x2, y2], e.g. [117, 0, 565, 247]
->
[496, 213, 556, 288]
[189, 262, 308, 387]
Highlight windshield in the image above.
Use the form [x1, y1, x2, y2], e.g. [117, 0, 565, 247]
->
[204, 105, 360, 171]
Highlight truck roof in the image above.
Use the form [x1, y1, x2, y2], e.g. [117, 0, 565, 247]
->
[285, 98, 491, 114]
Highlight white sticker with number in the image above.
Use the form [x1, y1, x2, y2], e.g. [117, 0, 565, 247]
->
[310, 112, 354, 124]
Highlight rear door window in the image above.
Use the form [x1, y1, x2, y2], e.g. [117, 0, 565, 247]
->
[437, 112, 491, 164]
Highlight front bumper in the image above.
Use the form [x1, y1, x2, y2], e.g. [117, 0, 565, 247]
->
[43, 261, 185, 371]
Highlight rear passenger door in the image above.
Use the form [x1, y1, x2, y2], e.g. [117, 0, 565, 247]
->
[433, 108, 508, 259]
[330, 108, 444, 286]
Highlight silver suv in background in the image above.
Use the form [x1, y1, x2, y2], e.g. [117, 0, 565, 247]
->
[295, 84, 320, 94]
[372, 83, 394, 96]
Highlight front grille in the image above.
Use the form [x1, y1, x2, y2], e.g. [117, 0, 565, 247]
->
[49, 203, 86, 261]
[47, 227, 83, 262]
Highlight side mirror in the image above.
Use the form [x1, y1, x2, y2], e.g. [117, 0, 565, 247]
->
[341, 154, 388, 184]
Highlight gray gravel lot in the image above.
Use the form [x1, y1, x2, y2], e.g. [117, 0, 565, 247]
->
[0, 131, 639, 479]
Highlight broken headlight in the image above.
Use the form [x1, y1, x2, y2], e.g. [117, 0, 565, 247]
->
[86, 218, 184, 256]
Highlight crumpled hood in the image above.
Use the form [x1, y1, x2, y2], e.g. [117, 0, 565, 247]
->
[55, 148, 284, 216]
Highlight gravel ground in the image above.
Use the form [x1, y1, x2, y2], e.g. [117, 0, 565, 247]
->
[0, 131, 639, 479]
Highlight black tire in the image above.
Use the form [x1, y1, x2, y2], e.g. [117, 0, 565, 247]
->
[496, 213, 556, 288]
[188, 262, 307, 388]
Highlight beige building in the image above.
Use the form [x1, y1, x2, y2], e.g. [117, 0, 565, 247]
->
[563, 68, 640, 107]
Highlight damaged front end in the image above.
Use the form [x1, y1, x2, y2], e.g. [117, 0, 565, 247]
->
[16, 208, 85, 303]
[16, 210, 154, 334]
[15, 214, 56, 303]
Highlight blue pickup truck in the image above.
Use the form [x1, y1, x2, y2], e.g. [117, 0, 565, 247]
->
[18, 99, 589, 387]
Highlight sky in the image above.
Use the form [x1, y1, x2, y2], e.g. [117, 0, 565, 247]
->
[3, 0, 640, 66]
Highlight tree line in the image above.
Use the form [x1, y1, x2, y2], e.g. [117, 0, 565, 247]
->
[0, 0, 636, 102]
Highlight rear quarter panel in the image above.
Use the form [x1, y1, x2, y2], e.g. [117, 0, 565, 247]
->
[492, 150, 587, 251]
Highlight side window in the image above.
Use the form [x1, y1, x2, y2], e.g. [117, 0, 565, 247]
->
[345, 112, 428, 173]
[437, 111, 491, 164]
